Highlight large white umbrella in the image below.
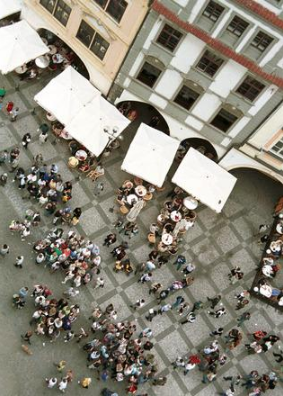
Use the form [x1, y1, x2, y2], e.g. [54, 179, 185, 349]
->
[0, 0, 21, 20]
[65, 95, 130, 157]
[0, 20, 49, 74]
[34, 66, 100, 125]
[121, 123, 180, 187]
[172, 147, 237, 213]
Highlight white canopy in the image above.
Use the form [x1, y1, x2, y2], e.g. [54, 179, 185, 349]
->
[66, 95, 130, 157]
[34, 66, 100, 125]
[121, 123, 180, 187]
[0, 20, 49, 74]
[172, 147, 237, 213]
[0, 0, 21, 20]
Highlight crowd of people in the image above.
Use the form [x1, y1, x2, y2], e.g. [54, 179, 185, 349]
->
[1, 97, 283, 395]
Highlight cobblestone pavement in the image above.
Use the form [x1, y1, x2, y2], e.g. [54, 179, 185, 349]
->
[0, 71, 283, 396]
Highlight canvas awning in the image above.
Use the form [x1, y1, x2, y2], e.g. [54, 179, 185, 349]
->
[0, 20, 49, 74]
[172, 147, 237, 213]
[0, 0, 21, 20]
[121, 123, 180, 187]
[34, 66, 100, 125]
[65, 95, 131, 157]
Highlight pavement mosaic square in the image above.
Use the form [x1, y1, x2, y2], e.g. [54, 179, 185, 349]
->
[0, 71, 283, 396]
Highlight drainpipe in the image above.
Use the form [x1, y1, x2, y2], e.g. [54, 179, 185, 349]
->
[106, 1, 153, 102]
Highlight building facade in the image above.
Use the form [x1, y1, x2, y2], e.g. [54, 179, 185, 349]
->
[22, 0, 149, 95]
[109, 0, 283, 166]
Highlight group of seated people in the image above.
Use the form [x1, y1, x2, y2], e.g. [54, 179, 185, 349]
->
[148, 186, 197, 255]
[254, 211, 283, 306]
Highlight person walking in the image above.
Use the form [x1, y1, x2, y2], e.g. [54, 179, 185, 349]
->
[45, 378, 58, 389]
[21, 331, 33, 344]
[0, 244, 10, 257]
[130, 298, 145, 310]
[22, 133, 31, 149]
[174, 255, 186, 271]
[237, 312, 251, 327]
[103, 233, 117, 247]
[145, 308, 158, 322]
[14, 255, 24, 269]
[138, 272, 152, 284]
[207, 295, 222, 309]
[210, 327, 224, 337]
[171, 296, 185, 310]
[54, 360, 67, 373]
[158, 303, 172, 315]
[10, 107, 19, 122]
[208, 307, 226, 318]
[58, 378, 68, 393]
[78, 377, 92, 388]
[181, 311, 196, 325]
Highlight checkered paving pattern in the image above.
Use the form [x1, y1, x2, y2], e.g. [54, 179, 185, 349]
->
[0, 70, 283, 396]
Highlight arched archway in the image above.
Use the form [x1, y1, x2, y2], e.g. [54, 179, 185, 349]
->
[116, 101, 170, 135]
[224, 164, 283, 185]
[176, 138, 218, 163]
[37, 28, 90, 79]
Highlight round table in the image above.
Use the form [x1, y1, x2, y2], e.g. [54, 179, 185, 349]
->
[52, 53, 65, 64]
[48, 45, 58, 55]
[75, 150, 87, 161]
[35, 55, 50, 68]
[183, 196, 198, 210]
[170, 210, 182, 222]
[135, 185, 147, 197]
[127, 194, 138, 206]
[162, 233, 173, 246]
[15, 65, 27, 74]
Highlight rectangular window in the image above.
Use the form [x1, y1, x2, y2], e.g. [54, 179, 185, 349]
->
[40, 0, 71, 26]
[136, 62, 162, 88]
[226, 16, 249, 37]
[236, 76, 265, 101]
[156, 24, 183, 52]
[90, 33, 110, 60]
[202, 1, 224, 22]
[174, 85, 200, 110]
[250, 31, 274, 52]
[93, 0, 128, 23]
[271, 137, 283, 157]
[210, 108, 238, 132]
[76, 20, 109, 61]
[196, 50, 224, 77]
[54, 0, 71, 26]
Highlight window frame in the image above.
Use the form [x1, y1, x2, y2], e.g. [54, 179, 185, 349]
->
[173, 83, 202, 111]
[93, 0, 128, 24]
[202, 0, 225, 23]
[195, 49, 225, 78]
[209, 107, 239, 133]
[226, 15, 249, 38]
[235, 75, 266, 102]
[156, 24, 183, 53]
[76, 20, 110, 61]
[39, 0, 71, 26]
[250, 30, 274, 53]
[270, 135, 283, 158]
[135, 61, 163, 89]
